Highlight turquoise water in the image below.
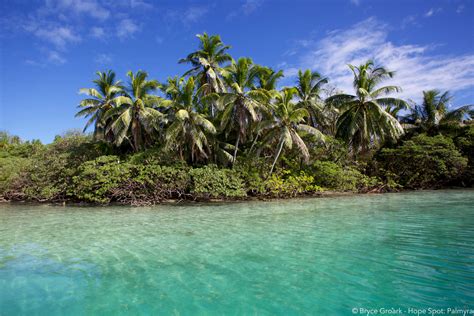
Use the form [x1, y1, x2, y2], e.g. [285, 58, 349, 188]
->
[1, 190, 474, 315]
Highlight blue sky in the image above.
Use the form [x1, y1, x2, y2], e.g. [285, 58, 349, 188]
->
[1, 0, 473, 142]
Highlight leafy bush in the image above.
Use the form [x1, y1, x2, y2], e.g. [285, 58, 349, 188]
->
[115, 163, 191, 204]
[377, 134, 467, 188]
[1, 132, 107, 202]
[189, 165, 246, 199]
[234, 158, 267, 195]
[264, 171, 323, 197]
[310, 161, 380, 191]
[72, 156, 132, 204]
[0, 156, 30, 198]
[309, 136, 350, 163]
[21, 152, 74, 201]
[454, 125, 474, 186]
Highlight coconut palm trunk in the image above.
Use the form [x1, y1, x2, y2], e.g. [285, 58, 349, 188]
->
[232, 133, 240, 167]
[269, 139, 285, 176]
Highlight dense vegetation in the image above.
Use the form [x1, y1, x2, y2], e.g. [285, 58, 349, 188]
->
[1, 34, 473, 205]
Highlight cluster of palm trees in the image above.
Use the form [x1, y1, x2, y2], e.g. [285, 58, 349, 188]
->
[77, 33, 472, 171]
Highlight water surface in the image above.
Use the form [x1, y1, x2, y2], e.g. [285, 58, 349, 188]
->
[1, 190, 474, 315]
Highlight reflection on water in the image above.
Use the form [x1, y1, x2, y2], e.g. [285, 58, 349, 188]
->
[1, 190, 474, 315]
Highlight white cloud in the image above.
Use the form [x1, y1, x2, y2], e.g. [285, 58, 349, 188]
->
[401, 15, 419, 29]
[242, 0, 264, 15]
[424, 7, 442, 17]
[24, 50, 66, 66]
[94, 53, 112, 64]
[44, 0, 110, 20]
[90, 26, 105, 38]
[456, 5, 465, 14]
[227, 0, 264, 20]
[116, 18, 140, 39]
[34, 26, 81, 49]
[350, 0, 360, 5]
[282, 18, 474, 102]
[7, 0, 155, 66]
[25, 59, 46, 67]
[47, 50, 67, 64]
[164, 6, 209, 25]
[183, 7, 209, 23]
[130, 0, 153, 10]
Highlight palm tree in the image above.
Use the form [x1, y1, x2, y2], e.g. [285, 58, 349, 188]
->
[163, 76, 216, 162]
[105, 71, 163, 151]
[294, 69, 333, 132]
[179, 33, 232, 116]
[261, 88, 325, 175]
[75, 70, 124, 141]
[403, 90, 473, 132]
[256, 66, 284, 90]
[326, 60, 406, 156]
[219, 57, 271, 165]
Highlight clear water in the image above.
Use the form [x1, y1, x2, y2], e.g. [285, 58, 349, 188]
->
[1, 190, 473, 315]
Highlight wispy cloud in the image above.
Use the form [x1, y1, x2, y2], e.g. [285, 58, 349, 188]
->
[424, 7, 442, 17]
[165, 6, 209, 25]
[25, 59, 46, 67]
[4, 0, 155, 65]
[42, 0, 110, 20]
[227, 0, 264, 20]
[183, 7, 209, 23]
[94, 53, 112, 64]
[129, 0, 153, 10]
[34, 26, 81, 50]
[350, 0, 360, 6]
[90, 26, 105, 38]
[242, 0, 264, 15]
[401, 15, 419, 29]
[116, 18, 140, 39]
[282, 18, 474, 102]
[456, 5, 465, 14]
[24, 47, 67, 67]
[47, 50, 67, 64]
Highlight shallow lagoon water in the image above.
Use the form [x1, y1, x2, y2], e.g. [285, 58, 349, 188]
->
[1, 190, 474, 315]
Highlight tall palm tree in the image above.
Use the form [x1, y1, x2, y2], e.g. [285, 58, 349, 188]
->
[294, 69, 333, 132]
[256, 66, 284, 90]
[163, 76, 216, 162]
[179, 33, 232, 116]
[326, 60, 406, 156]
[219, 57, 271, 165]
[75, 70, 124, 141]
[261, 88, 325, 175]
[105, 71, 163, 151]
[403, 90, 473, 132]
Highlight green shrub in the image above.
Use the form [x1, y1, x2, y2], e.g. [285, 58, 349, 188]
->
[310, 161, 380, 191]
[454, 125, 474, 186]
[378, 134, 468, 188]
[0, 156, 30, 198]
[264, 171, 323, 197]
[18, 150, 76, 201]
[234, 160, 267, 195]
[127, 163, 191, 203]
[189, 165, 246, 198]
[6, 133, 107, 202]
[72, 156, 132, 204]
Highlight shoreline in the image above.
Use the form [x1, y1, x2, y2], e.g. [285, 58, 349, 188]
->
[1, 187, 471, 208]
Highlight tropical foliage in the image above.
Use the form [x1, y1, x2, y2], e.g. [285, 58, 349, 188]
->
[402, 89, 473, 133]
[327, 60, 407, 156]
[1, 33, 473, 205]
